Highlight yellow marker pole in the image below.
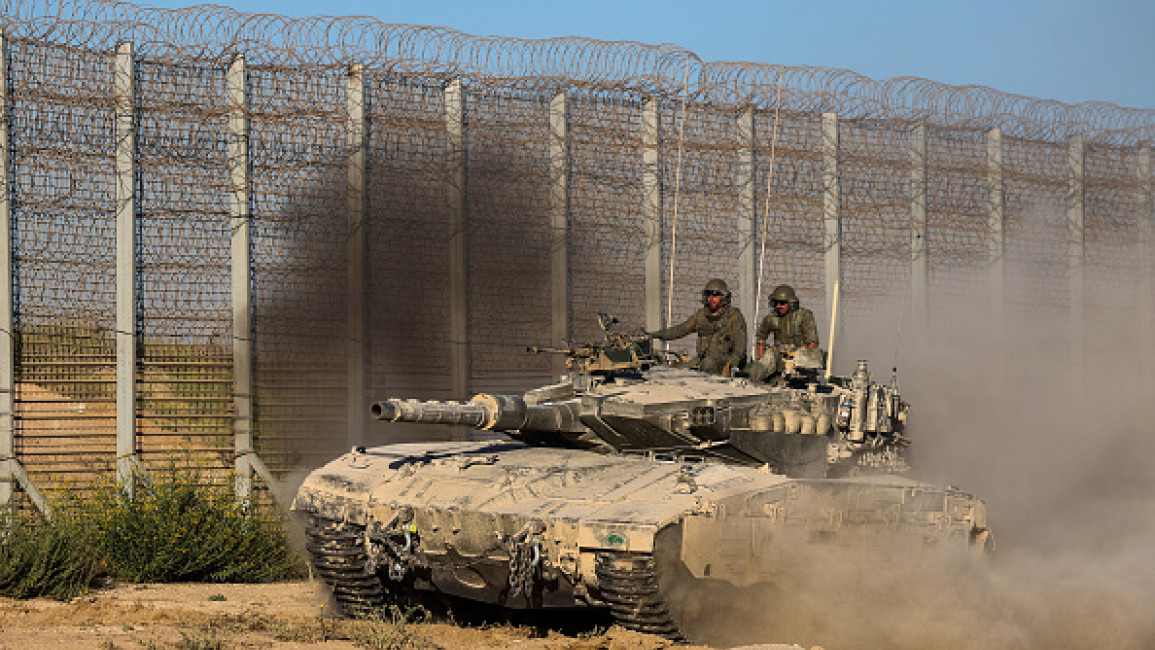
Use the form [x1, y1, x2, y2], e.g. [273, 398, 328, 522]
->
[824, 281, 840, 382]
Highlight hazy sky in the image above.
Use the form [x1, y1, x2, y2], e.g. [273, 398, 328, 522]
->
[139, 0, 1153, 110]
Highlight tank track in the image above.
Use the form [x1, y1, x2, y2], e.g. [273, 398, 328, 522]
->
[305, 518, 387, 615]
[595, 551, 682, 640]
[306, 520, 684, 635]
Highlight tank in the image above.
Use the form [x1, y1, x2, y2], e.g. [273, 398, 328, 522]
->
[292, 313, 993, 641]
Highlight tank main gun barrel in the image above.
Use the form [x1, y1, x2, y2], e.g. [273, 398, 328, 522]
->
[371, 393, 580, 433]
[371, 399, 490, 427]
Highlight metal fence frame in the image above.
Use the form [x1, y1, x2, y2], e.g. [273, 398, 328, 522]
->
[0, 3, 1151, 511]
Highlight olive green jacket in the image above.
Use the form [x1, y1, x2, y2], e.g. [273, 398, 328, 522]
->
[755, 306, 818, 348]
[652, 305, 747, 369]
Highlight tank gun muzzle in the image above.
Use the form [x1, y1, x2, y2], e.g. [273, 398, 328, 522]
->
[370, 401, 396, 420]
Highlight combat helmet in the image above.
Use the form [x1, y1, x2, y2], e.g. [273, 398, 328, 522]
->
[701, 278, 732, 307]
[769, 284, 799, 309]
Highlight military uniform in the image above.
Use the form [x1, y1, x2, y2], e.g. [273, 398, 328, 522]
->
[651, 305, 747, 375]
[755, 307, 819, 348]
[748, 294, 819, 382]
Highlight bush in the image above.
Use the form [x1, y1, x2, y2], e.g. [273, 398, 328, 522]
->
[0, 506, 104, 600]
[0, 465, 304, 599]
[90, 467, 304, 583]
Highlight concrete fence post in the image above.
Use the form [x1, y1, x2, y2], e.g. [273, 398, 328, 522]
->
[115, 41, 139, 498]
[822, 112, 842, 350]
[737, 106, 757, 355]
[987, 127, 1005, 332]
[549, 91, 571, 380]
[346, 64, 368, 448]
[228, 54, 254, 500]
[909, 123, 928, 339]
[643, 97, 663, 332]
[0, 30, 13, 507]
[445, 79, 469, 440]
[1139, 142, 1153, 391]
[1068, 135, 1085, 373]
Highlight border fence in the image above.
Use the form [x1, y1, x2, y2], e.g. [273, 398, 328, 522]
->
[0, 0, 1151, 511]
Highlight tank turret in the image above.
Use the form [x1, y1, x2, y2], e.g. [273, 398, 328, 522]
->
[368, 315, 908, 477]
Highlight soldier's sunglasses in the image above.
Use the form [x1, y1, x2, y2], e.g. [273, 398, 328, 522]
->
[773, 300, 789, 305]
[703, 290, 724, 297]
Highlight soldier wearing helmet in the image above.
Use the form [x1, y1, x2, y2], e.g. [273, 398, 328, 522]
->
[748, 284, 819, 382]
[647, 279, 747, 376]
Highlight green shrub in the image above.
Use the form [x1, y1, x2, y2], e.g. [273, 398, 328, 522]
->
[0, 467, 303, 599]
[0, 506, 104, 600]
[90, 467, 304, 583]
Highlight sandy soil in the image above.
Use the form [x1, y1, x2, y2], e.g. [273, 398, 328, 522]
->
[0, 581, 812, 650]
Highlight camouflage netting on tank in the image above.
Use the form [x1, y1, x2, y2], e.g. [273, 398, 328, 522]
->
[0, 0, 1150, 489]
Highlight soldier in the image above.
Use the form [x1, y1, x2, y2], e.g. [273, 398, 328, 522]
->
[748, 284, 819, 382]
[648, 279, 747, 376]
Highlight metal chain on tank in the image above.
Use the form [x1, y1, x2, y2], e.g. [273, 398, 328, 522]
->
[368, 513, 547, 581]
[507, 520, 546, 598]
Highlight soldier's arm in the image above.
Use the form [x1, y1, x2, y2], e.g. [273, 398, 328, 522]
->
[728, 311, 748, 369]
[651, 311, 698, 341]
[754, 315, 771, 357]
[803, 310, 820, 348]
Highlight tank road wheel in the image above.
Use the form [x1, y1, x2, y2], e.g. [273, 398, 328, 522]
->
[595, 551, 683, 640]
[305, 518, 387, 615]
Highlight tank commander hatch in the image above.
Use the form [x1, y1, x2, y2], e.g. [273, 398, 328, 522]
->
[646, 278, 747, 376]
[748, 284, 819, 383]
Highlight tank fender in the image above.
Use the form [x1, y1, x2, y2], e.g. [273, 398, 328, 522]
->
[291, 476, 372, 526]
[576, 522, 659, 554]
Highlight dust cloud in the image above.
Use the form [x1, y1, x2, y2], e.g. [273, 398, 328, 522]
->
[694, 256, 1155, 649]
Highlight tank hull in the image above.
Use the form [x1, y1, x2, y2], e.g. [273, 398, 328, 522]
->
[292, 440, 990, 639]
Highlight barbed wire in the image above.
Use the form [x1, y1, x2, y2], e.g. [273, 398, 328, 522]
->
[1, 0, 1151, 485]
[0, 0, 1151, 144]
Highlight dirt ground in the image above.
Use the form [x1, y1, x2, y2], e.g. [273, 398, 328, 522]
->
[0, 581, 812, 650]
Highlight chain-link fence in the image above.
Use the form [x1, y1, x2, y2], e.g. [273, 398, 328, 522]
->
[0, 1, 1151, 506]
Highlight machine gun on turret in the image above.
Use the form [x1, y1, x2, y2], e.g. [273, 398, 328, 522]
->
[527, 312, 689, 388]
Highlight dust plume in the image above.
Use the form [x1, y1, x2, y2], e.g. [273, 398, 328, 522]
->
[690, 254, 1155, 649]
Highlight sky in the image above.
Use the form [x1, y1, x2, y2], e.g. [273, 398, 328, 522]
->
[136, 0, 1155, 110]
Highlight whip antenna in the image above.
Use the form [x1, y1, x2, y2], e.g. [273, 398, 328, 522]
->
[665, 58, 693, 325]
[754, 74, 785, 345]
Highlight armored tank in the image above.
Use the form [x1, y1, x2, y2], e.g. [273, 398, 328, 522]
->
[292, 314, 992, 641]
